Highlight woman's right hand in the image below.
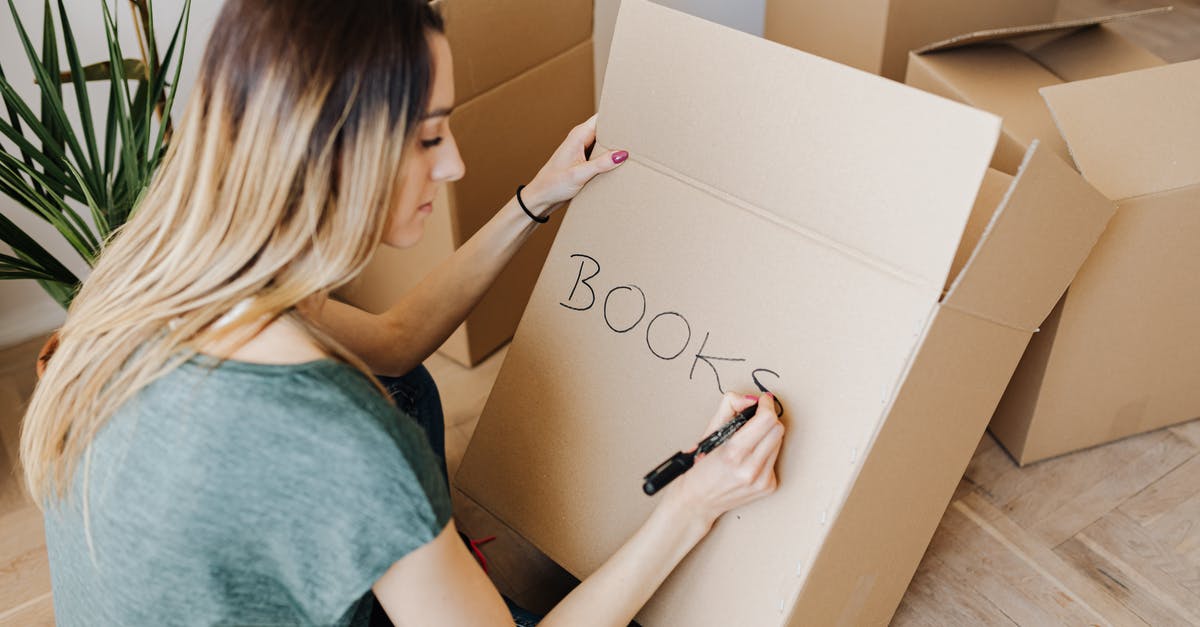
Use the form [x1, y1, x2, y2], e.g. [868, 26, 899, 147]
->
[663, 393, 785, 528]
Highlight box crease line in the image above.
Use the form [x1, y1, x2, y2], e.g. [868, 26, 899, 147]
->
[787, 300, 941, 614]
[457, 37, 593, 110]
[619, 152, 934, 289]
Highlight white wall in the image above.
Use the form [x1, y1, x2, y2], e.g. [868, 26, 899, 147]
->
[0, 0, 220, 347]
[594, 0, 766, 98]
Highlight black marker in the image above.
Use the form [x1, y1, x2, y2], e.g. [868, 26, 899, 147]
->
[642, 403, 760, 496]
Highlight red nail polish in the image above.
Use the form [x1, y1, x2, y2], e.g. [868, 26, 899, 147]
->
[612, 150, 628, 164]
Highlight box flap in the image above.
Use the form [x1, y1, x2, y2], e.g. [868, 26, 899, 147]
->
[600, 0, 999, 293]
[1041, 59, 1200, 200]
[903, 45, 1069, 174]
[944, 142, 1115, 331]
[1026, 24, 1165, 82]
[914, 7, 1170, 54]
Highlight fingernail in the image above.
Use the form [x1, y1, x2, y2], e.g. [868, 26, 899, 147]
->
[744, 395, 759, 401]
[612, 150, 628, 164]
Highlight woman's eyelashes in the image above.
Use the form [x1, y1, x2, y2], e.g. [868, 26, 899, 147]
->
[420, 136, 443, 149]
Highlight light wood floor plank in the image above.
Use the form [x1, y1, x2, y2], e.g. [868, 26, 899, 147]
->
[923, 496, 1111, 625]
[0, 592, 53, 627]
[1030, 433, 1197, 546]
[1057, 512, 1200, 626]
[953, 492, 1150, 626]
[1120, 454, 1200, 527]
[892, 553, 1019, 626]
[1145, 490, 1200, 571]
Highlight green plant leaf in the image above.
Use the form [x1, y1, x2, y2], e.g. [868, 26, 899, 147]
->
[5, 0, 98, 195]
[54, 0, 102, 195]
[0, 152, 98, 260]
[149, 0, 189, 176]
[101, 2, 141, 211]
[39, 0, 68, 200]
[0, 208, 79, 285]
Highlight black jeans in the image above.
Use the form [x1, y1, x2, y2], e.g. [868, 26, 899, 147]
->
[371, 365, 542, 627]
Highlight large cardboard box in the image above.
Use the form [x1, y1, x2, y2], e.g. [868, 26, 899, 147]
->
[456, 1, 1114, 624]
[337, 0, 594, 366]
[905, 8, 1169, 174]
[763, 0, 1058, 81]
[990, 60, 1200, 464]
[905, 10, 1200, 464]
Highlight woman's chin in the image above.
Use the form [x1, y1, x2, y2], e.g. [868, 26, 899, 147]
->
[381, 223, 425, 249]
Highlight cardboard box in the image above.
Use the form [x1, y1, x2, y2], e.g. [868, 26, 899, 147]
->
[456, 1, 1114, 624]
[763, 0, 1058, 81]
[990, 59, 1200, 464]
[905, 8, 1169, 174]
[337, 0, 594, 366]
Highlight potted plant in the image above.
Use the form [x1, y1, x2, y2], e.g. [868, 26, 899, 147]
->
[0, 0, 190, 375]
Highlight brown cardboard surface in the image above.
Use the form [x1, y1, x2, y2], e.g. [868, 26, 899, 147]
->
[988, 59, 1200, 464]
[947, 168, 1012, 293]
[437, 0, 592, 103]
[787, 141, 1112, 624]
[1040, 59, 1200, 200]
[448, 41, 594, 364]
[764, 0, 1057, 80]
[905, 9, 1167, 175]
[1025, 24, 1166, 81]
[339, 7, 594, 366]
[1017, 189, 1200, 462]
[943, 143, 1114, 332]
[457, 1, 1111, 624]
[763, 0, 891, 75]
[906, 45, 1067, 174]
[914, 6, 1170, 54]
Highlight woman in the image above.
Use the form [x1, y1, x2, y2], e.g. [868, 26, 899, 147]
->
[21, 1, 785, 625]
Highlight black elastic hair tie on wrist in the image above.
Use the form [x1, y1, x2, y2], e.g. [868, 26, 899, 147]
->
[516, 185, 549, 224]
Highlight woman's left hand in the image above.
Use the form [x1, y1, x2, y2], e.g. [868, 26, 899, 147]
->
[519, 114, 628, 219]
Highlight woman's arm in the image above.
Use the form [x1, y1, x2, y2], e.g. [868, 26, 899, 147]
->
[315, 117, 626, 376]
[373, 393, 785, 626]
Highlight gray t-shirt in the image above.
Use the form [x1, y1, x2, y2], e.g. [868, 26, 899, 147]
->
[44, 356, 452, 626]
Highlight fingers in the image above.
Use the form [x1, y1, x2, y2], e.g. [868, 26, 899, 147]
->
[704, 392, 757, 434]
[567, 114, 598, 147]
[748, 421, 784, 481]
[721, 393, 779, 456]
[570, 148, 629, 187]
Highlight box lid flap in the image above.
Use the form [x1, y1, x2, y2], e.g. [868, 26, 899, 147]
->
[944, 142, 1115, 331]
[1041, 59, 1200, 199]
[915, 7, 1171, 55]
[601, 0, 1000, 292]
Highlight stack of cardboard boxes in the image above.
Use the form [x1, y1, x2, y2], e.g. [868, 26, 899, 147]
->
[338, 0, 594, 366]
[903, 7, 1200, 465]
[342, 0, 1194, 624]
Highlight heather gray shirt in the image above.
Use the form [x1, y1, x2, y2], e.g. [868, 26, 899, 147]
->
[44, 357, 452, 626]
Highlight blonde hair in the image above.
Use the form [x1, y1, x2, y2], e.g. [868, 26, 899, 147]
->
[21, 0, 445, 504]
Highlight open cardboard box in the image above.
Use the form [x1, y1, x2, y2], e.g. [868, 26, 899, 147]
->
[991, 59, 1200, 464]
[456, 1, 1114, 624]
[907, 9, 1200, 464]
[905, 6, 1170, 174]
[337, 0, 594, 366]
[764, 0, 1059, 81]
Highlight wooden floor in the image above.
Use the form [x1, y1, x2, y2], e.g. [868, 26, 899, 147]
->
[2, 2, 1199, 624]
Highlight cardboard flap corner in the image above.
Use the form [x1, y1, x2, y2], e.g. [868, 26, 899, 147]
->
[914, 7, 1172, 55]
[944, 142, 1115, 331]
[601, 0, 1000, 290]
[1040, 58, 1200, 200]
